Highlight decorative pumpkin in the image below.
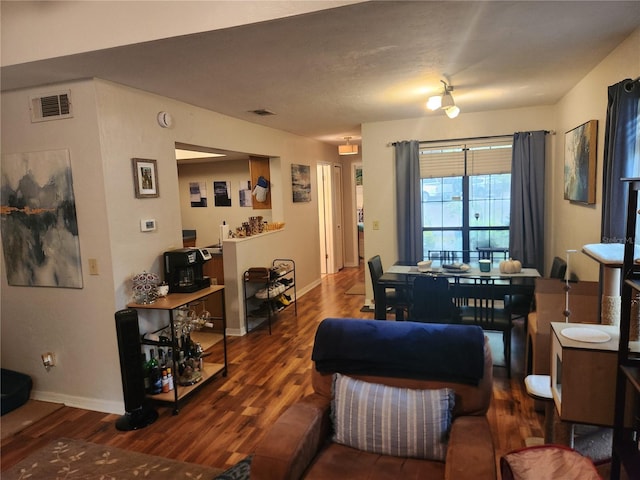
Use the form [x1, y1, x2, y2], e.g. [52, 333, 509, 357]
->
[499, 258, 522, 274]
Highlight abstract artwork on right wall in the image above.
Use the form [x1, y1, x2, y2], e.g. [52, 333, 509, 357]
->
[564, 119, 598, 204]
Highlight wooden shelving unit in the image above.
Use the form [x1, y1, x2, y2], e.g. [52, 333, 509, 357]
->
[243, 259, 296, 334]
[611, 178, 640, 479]
[127, 285, 227, 414]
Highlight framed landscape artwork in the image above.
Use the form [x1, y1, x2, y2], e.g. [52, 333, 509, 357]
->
[564, 120, 597, 204]
[132, 158, 159, 198]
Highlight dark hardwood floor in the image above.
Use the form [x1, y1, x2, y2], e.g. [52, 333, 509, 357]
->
[1, 263, 544, 474]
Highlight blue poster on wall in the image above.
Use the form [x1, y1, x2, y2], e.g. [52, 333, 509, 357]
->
[214, 181, 232, 207]
[190, 181, 208, 207]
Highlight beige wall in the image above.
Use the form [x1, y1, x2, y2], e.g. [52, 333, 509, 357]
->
[1, 9, 637, 415]
[1, 80, 121, 412]
[1, 78, 334, 413]
[361, 106, 555, 301]
[177, 159, 268, 247]
[551, 28, 640, 281]
[360, 27, 639, 300]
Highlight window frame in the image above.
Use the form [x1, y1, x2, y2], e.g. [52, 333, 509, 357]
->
[419, 140, 512, 263]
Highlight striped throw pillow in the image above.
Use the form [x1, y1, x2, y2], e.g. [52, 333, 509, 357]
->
[331, 373, 454, 461]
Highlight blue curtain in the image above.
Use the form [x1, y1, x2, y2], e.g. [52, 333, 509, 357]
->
[601, 78, 640, 243]
[395, 140, 422, 263]
[509, 131, 546, 273]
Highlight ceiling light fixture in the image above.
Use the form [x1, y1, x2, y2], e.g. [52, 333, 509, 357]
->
[338, 136, 359, 155]
[427, 80, 460, 119]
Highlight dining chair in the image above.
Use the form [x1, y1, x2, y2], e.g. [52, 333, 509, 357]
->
[367, 255, 409, 320]
[477, 247, 509, 262]
[409, 275, 461, 324]
[427, 250, 461, 263]
[458, 277, 513, 377]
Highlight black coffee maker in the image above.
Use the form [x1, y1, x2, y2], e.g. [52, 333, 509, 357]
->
[163, 248, 212, 293]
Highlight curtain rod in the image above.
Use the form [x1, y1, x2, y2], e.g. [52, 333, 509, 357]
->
[388, 130, 553, 147]
[624, 77, 640, 92]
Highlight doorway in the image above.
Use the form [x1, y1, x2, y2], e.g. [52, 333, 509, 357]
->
[355, 164, 363, 262]
[317, 163, 344, 274]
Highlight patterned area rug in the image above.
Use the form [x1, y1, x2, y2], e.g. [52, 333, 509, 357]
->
[3, 438, 251, 480]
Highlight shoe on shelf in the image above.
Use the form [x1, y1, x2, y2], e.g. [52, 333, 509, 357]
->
[255, 282, 286, 299]
[270, 300, 285, 312]
[250, 303, 270, 317]
[277, 294, 291, 306]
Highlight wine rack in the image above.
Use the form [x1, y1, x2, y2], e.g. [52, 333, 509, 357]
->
[128, 285, 227, 414]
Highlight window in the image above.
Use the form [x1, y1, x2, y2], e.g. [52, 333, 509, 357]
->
[420, 140, 512, 262]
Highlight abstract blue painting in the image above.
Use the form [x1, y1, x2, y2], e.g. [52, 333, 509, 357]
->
[1, 149, 83, 288]
[564, 120, 597, 204]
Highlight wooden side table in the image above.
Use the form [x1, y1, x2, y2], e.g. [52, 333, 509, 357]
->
[550, 322, 619, 427]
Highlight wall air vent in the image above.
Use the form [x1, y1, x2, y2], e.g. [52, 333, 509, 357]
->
[30, 90, 73, 122]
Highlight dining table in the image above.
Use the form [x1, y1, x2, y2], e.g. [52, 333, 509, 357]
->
[374, 262, 541, 320]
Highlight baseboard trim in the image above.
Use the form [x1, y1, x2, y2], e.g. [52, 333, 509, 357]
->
[31, 390, 124, 415]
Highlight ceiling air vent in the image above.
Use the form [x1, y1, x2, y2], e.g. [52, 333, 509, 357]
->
[249, 108, 276, 117]
[30, 90, 73, 122]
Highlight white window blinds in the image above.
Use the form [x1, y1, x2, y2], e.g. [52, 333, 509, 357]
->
[419, 139, 512, 178]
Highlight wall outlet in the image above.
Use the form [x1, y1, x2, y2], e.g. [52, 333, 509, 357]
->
[88, 258, 99, 275]
[372, 220, 380, 230]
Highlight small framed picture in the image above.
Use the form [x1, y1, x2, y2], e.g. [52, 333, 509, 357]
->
[132, 158, 159, 198]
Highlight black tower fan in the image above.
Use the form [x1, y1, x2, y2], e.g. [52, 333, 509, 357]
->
[114, 309, 158, 430]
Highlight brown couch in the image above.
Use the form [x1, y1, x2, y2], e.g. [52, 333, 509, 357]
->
[252, 319, 496, 480]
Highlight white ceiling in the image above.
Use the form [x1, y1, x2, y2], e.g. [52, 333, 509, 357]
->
[2, 1, 639, 146]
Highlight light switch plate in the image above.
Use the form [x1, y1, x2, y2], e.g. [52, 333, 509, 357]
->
[140, 219, 157, 232]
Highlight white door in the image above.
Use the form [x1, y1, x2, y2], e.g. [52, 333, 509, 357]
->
[317, 164, 329, 274]
[333, 165, 344, 271]
[317, 163, 345, 274]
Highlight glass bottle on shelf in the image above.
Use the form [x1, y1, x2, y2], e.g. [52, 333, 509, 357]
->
[167, 349, 174, 374]
[147, 349, 162, 395]
[177, 351, 186, 376]
[158, 348, 165, 370]
[141, 352, 150, 392]
[161, 370, 169, 393]
[167, 367, 174, 391]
